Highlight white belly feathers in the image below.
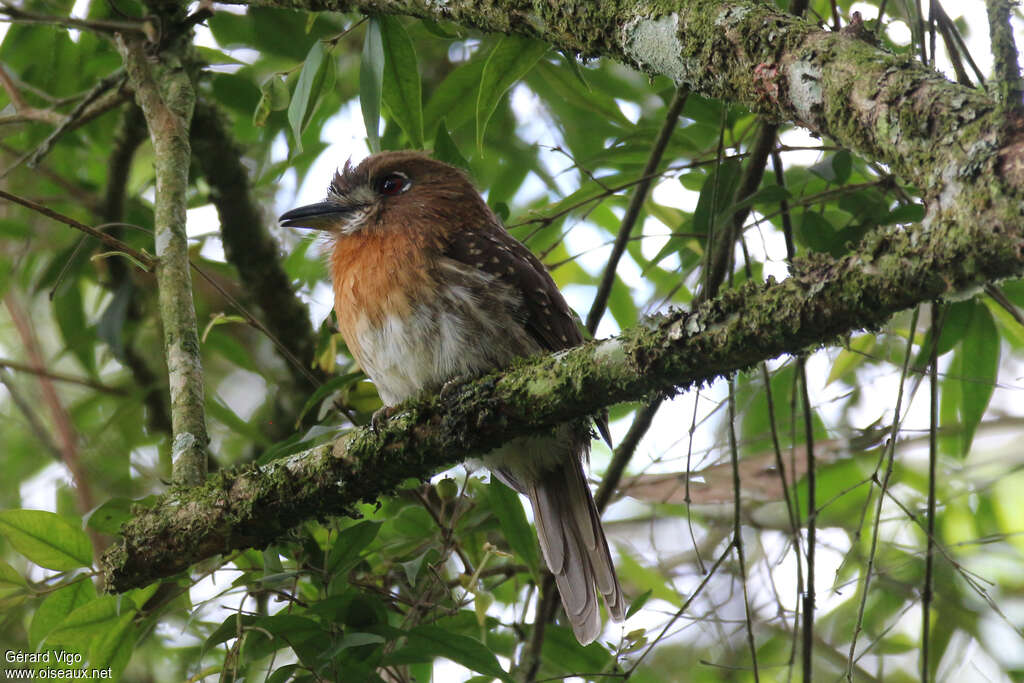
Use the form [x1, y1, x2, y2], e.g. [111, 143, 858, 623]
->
[350, 259, 538, 405]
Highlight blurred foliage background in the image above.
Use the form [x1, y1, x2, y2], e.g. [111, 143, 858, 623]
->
[0, 0, 1023, 680]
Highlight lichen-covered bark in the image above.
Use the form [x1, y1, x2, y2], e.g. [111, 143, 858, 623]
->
[117, 37, 209, 486]
[101, 203, 1024, 590]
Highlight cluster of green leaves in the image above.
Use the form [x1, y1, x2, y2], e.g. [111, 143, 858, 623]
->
[1, 0, 1023, 680]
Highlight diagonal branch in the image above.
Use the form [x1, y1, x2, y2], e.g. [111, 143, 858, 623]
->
[101, 198, 1024, 591]
[585, 87, 688, 334]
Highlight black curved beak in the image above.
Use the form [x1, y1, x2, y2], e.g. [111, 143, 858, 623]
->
[278, 202, 352, 230]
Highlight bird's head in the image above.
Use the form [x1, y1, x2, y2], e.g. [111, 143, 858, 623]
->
[279, 151, 484, 237]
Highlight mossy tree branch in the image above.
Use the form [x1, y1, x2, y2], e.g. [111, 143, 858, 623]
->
[102, 199, 1024, 590]
[117, 36, 209, 486]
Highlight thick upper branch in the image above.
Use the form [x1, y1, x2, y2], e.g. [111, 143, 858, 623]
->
[218, 0, 1015, 197]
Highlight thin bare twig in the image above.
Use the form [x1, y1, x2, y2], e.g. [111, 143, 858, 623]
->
[25, 71, 127, 169]
[0, 3, 148, 35]
[0, 62, 29, 110]
[728, 381, 760, 681]
[584, 87, 688, 334]
[799, 358, 815, 683]
[0, 359, 127, 394]
[921, 302, 940, 681]
[845, 306, 921, 681]
[627, 545, 731, 674]
[0, 142, 102, 211]
[985, 283, 1024, 327]
[0, 188, 154, 268]
[932, 2, 986, 85]
[593, 397, 662, 513]
[0, 368, 66, 463]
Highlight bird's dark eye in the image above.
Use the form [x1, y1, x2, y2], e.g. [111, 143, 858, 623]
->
[377, 173, 409, 196]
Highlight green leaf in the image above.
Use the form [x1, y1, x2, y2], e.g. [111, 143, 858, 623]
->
[382, 624, 513, 682]
[253, 89, 273, 127]
[539, 625, 613, 674]
[265, 664, 301, 683]
[254, 75, 289, 127]
[201, 312, 248, 342]
[318, 631, 387, 663]
[809, 151, 851, 183]
[939, 352, 962, 459]
[360, 17, 385, 153]
[205, 613, 258, 650]
[97, 279, 132, 361]
[53, 283, 95, 375]
[882, 203, 926, 224]
[832, 149, 852, 183]
[957, 301, 999, 456]
[400, 548, 436, 586]
[530, 61, 630, 128]
[797, 211, 839, 254]
[827, 334, 876, 385]
[476, 36, 548, 152]
[0, 218, 31, 238]
[607, 274, 639, 330]
[0, 560, 29, 608]
[88, 609, 136, 678]
[295, 371, 363, 425]
[327, 520, 383, 575]
[727, 184, 791, 216]
[419, 18, 461, 39]
[288, 40, 328, 152]
[486, 480, 540, 580]
[247, 614, 329, 664]
[913, 300, 972, 373]
[379, 15, 423, 148]
[257, 434, 320, 465]
[693, 158, 741, 237]
[84, 497, 135, 536]
[432, 120, 470, 170]
[207, 397, 272, 446]
[615, 549, 681, 607]
[46, 595, 121, 652]
[30, 579, 96, 649]
[0, 510, 92, 570]
[625, 588, 652, 619]
[424, 56, 486, 134]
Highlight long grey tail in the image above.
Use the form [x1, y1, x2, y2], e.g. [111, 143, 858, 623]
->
[526, 460, 625, 644]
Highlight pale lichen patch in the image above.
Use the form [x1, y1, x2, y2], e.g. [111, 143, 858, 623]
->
[620, 13, 688, 84]
[787, 59, 823, 126]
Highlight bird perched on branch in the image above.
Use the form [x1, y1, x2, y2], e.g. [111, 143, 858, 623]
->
[280, 151, 624, 644]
